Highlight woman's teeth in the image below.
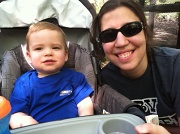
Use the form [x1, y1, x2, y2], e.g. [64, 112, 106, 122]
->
[118, 51, 132, 58]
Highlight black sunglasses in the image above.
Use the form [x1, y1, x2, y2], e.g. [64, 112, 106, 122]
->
[98, 21, 143, 43]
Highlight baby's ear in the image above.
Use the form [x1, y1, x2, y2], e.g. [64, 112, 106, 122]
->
[26, 51, 32, 64]
[65, 51, 68, 62]
[21, 44, 34, 69]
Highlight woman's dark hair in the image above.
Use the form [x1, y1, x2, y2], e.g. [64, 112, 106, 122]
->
[90, 0, 152, 61]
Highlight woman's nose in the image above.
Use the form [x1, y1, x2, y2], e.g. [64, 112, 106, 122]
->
[114, 32, 129, 47]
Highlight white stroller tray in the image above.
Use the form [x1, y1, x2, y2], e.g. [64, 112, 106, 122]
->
[11, 114, 144, 134]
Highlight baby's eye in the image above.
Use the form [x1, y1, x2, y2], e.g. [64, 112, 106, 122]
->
[52, 46, 61, 49]
[34, 47, 42, 50]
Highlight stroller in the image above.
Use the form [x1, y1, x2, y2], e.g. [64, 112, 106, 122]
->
[0, 0, 145, 133]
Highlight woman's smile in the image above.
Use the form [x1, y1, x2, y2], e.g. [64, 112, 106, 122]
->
[117, 51, 133, 59]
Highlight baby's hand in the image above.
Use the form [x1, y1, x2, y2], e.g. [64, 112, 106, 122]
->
[20, 115, 38, 127]
[10, 112, 38, 128]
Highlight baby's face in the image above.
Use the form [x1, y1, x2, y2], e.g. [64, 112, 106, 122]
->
[26, 29, 68, 77]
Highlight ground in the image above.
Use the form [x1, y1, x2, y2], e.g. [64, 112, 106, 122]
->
[153, 17, 179, 48]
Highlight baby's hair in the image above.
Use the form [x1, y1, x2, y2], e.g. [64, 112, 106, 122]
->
[26, 22, 68, 51]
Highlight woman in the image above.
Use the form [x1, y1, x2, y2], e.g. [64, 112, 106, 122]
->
[90, 0, 180, 133]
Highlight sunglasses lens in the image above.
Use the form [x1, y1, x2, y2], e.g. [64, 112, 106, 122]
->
[99, 29, 118, 43]
[98, 22, 143, 43]
[121, 22, 142, 37]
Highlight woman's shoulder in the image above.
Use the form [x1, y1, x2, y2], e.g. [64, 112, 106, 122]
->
[151, 46, 180, 73]
[152, 46, 180, 57]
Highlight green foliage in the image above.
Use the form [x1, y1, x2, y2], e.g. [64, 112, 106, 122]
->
[94, 0, 107, 13]
[145, 0, 180, 5]
[93, 0, 179, 20]
[93, 0, 180, 12]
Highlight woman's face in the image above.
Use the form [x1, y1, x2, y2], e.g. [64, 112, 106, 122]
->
[100, 6, 147, 78]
